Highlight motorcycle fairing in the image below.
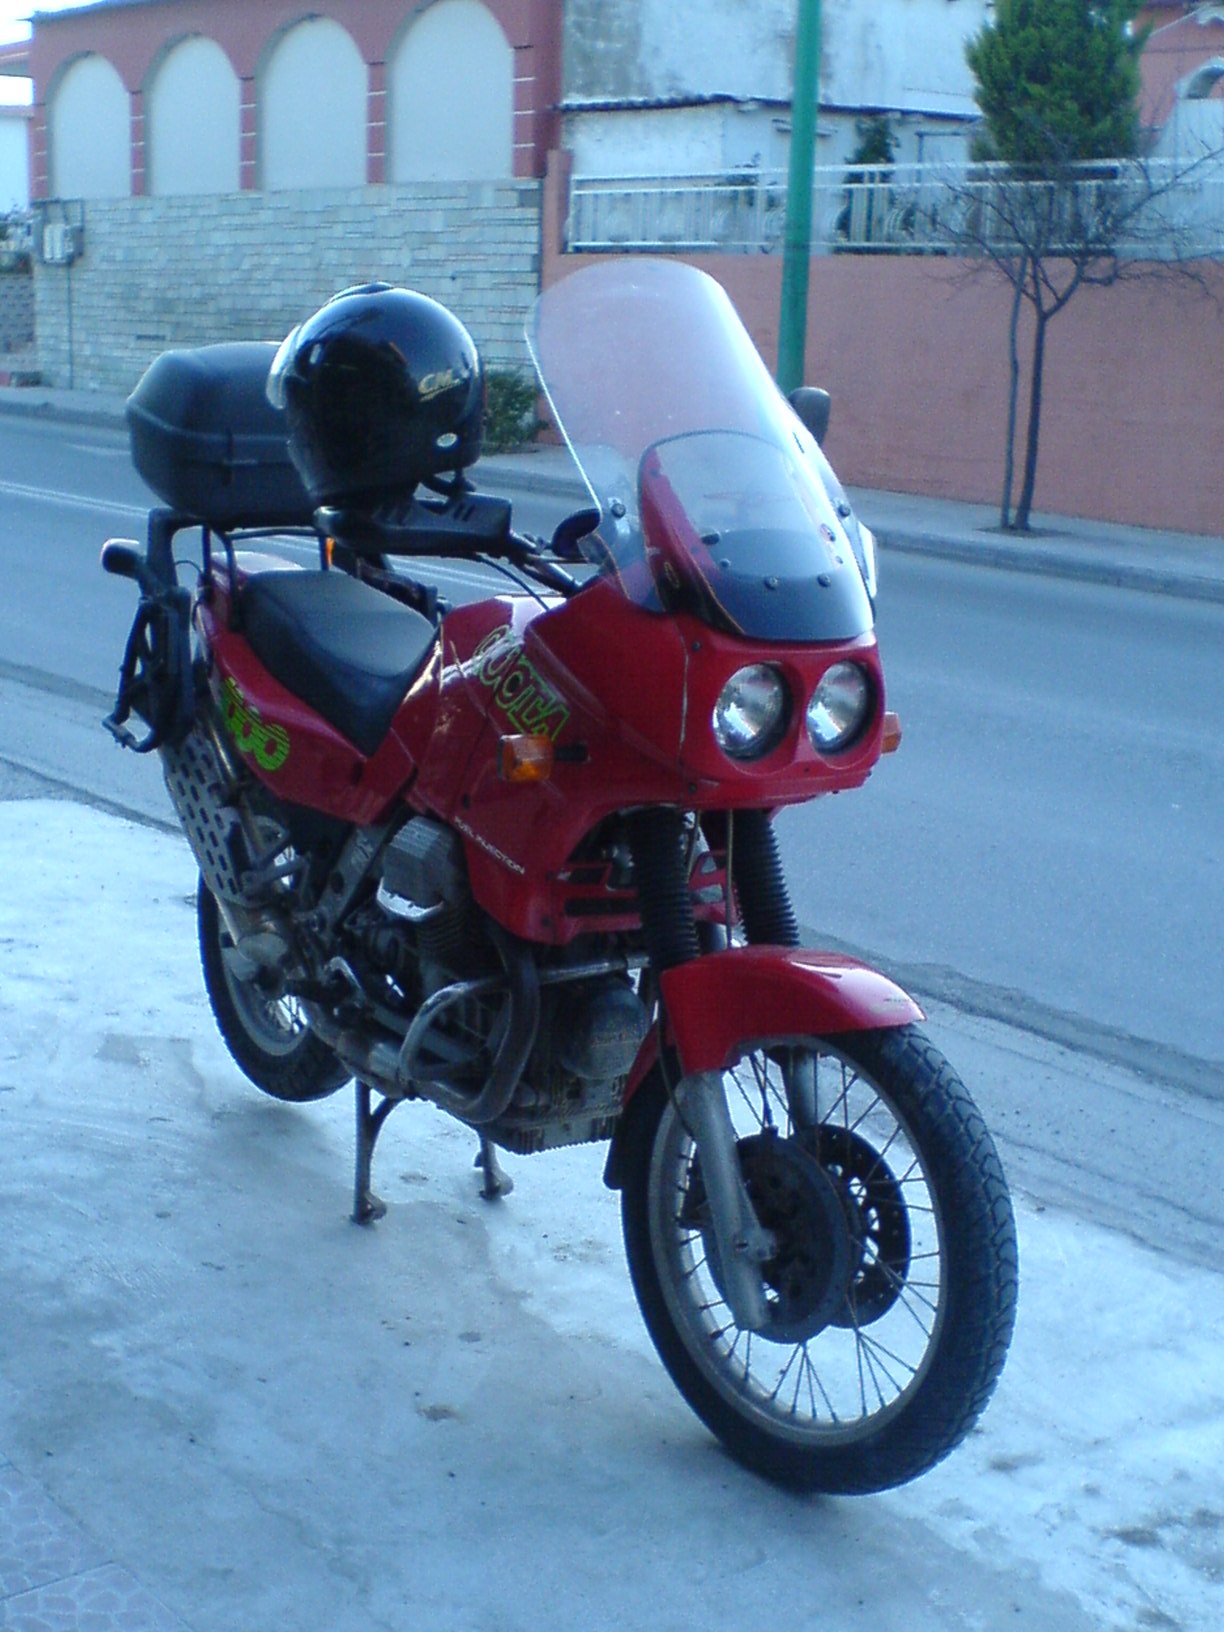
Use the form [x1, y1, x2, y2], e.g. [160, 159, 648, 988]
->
[531, 580, 885, 788]
[430, 591, 886, 943]
[195, 552, 885, 946]
[627, 434, 872, 641]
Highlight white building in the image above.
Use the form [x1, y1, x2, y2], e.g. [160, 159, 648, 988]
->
[562, 0, 995, 178]
[0, 107, 29, 209]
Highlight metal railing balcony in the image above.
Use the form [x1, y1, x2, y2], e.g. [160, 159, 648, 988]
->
[566, 158, 1224, 260]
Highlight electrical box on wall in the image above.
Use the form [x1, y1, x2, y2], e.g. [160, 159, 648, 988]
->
[41, 222, 83, 265]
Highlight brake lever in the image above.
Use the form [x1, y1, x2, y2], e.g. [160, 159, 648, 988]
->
[505, 531, 581, 596]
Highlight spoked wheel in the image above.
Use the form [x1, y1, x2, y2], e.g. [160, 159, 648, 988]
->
[619, 1025, 1017, 1493]
[197, 877, 348, 1103]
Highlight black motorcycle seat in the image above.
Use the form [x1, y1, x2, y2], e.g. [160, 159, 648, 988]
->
[240, 570, 436, 756]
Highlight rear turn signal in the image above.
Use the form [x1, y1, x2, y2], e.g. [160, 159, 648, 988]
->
[499, 734, 554, 783]
[882, 712, 903, 754]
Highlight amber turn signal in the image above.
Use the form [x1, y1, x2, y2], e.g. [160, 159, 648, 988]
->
[499, 734, 554, 783]
[882, 712, 903, 754]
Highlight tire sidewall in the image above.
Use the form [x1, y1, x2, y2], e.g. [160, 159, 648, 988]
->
[197, 878, 348, 1103]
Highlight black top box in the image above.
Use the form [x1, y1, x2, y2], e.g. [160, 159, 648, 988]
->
[127, 341, 313, 528]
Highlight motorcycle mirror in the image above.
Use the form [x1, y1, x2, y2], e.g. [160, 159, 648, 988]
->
[788, 386, 831, 446]
[551, 506, 600, 560]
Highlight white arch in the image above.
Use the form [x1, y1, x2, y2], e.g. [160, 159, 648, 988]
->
[1181, 58, 1224, 100]
[389, 0, 513, 181]
[50, 54, 129, 198]
[146, 37, 240, 195]
[261, 17, 366, 190]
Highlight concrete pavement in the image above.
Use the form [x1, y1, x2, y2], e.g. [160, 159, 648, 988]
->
[4, 802, 1223, 1632]
[2, 382, 1223, 604]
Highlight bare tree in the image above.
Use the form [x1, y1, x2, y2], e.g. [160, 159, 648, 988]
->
[948, 0, 1224, 530]
[936, 148, 1221, 529]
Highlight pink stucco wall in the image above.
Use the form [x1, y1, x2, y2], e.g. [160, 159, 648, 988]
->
[28, 0, 562, 193]
[789, 257, 1224, 536]
[542, 154, 1224, 537]
[1137, 3, 1224, 126]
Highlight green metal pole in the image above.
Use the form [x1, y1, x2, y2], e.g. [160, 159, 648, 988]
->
[777, 0, 822, 394]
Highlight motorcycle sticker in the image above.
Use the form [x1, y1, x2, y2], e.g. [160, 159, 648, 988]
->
[469, 625, 571, 742]
[221, 676, 291, 772]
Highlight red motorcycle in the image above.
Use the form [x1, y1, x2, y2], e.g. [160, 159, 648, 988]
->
[102, 259, 1016, 1493]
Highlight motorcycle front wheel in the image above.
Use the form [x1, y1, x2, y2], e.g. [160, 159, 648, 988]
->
[197, 878, 349, 1103]
[619, 1024, 1017, 1494]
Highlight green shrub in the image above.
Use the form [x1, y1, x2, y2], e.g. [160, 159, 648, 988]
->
[483, 369, 541, 452]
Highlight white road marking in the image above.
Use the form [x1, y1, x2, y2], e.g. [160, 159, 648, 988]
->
[0, 476, 148, 520]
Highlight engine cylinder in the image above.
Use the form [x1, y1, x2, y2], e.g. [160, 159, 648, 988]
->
[554, 978, 649, 1081]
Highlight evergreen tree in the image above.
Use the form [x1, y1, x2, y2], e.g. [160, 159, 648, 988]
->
[966, 0, 1145, 170]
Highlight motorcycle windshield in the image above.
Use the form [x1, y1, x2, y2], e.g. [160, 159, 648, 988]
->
[527, 259, 873, 642]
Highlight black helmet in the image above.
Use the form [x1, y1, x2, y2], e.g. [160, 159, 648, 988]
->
[267, 282, 484, 507]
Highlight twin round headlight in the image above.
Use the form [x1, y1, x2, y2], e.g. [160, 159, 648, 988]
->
[711, 665, 788, 759]
[807, 662, 873, 752]
[711, 662, 872, 760]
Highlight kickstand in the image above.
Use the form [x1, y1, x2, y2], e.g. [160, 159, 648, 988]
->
[475, 1135, 514, 1201]
[352, 1079, 400, 1225]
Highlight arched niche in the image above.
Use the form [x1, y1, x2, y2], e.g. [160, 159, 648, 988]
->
[49, 54, 129, 198]
[389, 0, 513, 181]
[1182, 58, 1224, 101]
[261, 17, 366, 190]
[146, 37, 240, 195]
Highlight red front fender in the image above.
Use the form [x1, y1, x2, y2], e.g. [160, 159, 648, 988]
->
[649, 946, 924, 1082]
[605, 947, 924, 1191]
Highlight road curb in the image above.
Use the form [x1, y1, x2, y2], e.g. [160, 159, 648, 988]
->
[475, 453, 587, 500]
[3, 394, 1221, 603]
[873, 527, 1224, 606]
[0, 392, 128, 432]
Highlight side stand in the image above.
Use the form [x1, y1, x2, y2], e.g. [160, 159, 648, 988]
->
[352, 1079, 401, 1225]
[352, 1081, 515, 1222]
[475, 1135, 514, 1200]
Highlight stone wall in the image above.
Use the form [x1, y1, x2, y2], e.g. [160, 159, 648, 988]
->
[33, 181, 542, 393]
[0, 270, 33, 354]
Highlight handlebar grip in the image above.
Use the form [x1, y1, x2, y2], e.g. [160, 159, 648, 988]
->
[101, 539, 143, 580]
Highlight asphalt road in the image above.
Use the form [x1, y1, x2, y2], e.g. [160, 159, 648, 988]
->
[780, 553, 1224, 1089]
[1, 408, 1221, 1091]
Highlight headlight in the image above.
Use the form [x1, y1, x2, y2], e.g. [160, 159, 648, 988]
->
[712, 665, 788, 760]
[806, 662, 872, 753]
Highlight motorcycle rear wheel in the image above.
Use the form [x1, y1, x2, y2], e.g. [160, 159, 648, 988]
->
[197, 878, 349, 1103]
[619, 1024, 1017, 1494]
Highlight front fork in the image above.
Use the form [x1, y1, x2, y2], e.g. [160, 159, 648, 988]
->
[629, 808, 808, 1333]
[677, 1070, 776, 1330]
[672, 1050, 817, 1332]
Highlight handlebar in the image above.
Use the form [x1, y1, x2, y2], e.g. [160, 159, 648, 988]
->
[101, 539, 144, 583]
[101, 495, 592, 604]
